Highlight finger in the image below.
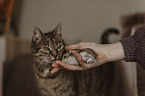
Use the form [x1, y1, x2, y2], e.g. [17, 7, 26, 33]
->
[52, 63, 65, 69]
[51, 67, 60, 74]
[83, 60, 103, 69]
[82, 61, 98, 68]
[55, 60, 83, 71]
[72, 51, 84, 66]
[72, 51, 102, 68]
[65, 44, 81, 50]
[52, 63, 60, 67]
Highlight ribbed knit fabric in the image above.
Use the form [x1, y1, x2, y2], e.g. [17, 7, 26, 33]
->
[120, 25, 145, 69]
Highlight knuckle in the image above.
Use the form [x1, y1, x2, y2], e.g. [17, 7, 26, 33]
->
[79, 61, 83, 65]
[78, 42, 85, 48]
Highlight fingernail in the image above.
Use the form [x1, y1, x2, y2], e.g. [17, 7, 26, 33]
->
[65, 46, 69, 50]
[65, 47, 68, 50]
[56, 60, 60, 63]
[52, 64, 55, 67]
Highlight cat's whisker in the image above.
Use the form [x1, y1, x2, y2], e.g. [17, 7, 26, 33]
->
[37, 61, 45, 71]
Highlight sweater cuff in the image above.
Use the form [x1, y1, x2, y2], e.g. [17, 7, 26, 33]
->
[120, 37, 137, 62]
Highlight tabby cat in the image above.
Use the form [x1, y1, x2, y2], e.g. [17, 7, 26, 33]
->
[31, 24, 114, 96]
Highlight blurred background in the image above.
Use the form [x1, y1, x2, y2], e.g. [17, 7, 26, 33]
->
[1, 0, 145, 96]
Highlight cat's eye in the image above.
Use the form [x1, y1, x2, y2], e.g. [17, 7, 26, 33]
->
[58, 41, 61, 43]
[58, 41, 62, 45]
[43, 47, 49, 51]
[58, 45, 61, 49]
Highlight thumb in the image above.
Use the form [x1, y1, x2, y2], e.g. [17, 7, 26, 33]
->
[65, 44, 81, 50]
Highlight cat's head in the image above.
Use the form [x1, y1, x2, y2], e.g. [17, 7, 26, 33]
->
[31, 24, 66, 78]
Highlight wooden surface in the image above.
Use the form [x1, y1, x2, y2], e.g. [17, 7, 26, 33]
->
[0, 37, 6, 96]
[0, 0, 15, 36]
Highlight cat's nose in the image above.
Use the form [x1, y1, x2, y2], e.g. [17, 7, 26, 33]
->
[52, 51, 57, 57]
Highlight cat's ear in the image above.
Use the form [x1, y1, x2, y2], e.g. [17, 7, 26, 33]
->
[53, 23, 61, 36]
[33, 26, 43, 42]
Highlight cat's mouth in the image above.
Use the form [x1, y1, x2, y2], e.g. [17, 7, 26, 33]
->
[33, 59, 59, 78]
[35, 67, 59, 78]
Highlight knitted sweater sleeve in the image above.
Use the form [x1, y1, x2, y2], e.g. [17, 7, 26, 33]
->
[120, 25, 145, 69]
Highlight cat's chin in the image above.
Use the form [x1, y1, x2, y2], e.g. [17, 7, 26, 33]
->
[46, 71, 60, 78]
[33, 64, 60, 78]
[37, 71, 60, 79]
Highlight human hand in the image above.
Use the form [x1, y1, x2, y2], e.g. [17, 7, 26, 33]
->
[51, 42, 125, 73]
[51, 42, 107, 73]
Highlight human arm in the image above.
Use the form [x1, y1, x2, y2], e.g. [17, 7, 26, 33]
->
[120, 24, 145, 69]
